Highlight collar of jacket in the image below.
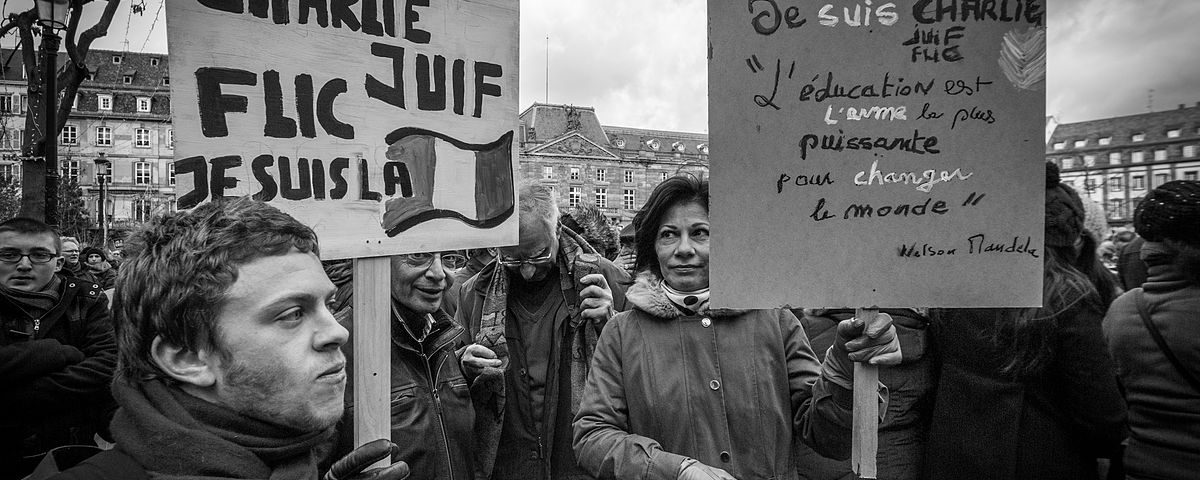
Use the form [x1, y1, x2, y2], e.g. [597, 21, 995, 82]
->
[391, 306, 464, 354]
[625, 271, 748, 319]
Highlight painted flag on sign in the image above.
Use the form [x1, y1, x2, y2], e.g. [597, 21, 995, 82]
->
[381, 128, 515, 236]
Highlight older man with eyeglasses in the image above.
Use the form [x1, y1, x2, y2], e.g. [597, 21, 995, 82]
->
[454, 181, 630, 480]
[329, 249, 475, 480]
[0, 218, 116, 479]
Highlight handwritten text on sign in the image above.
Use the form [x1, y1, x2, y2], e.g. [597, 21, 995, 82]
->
[167, 0, 520, 259]
[709, 0, 1046, 308]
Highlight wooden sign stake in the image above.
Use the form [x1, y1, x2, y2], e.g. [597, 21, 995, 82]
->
[353, 257, 392, 467]
[851, 308, 880, 479]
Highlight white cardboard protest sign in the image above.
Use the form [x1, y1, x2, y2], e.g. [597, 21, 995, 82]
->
[167, 0, 520, 259]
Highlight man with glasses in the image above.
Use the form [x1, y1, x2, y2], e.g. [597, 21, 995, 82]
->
[330, 249, 475, 480]
[455, 182, 629, 480]
[0, 218, 115, 479]
[57, 238, 92, 283]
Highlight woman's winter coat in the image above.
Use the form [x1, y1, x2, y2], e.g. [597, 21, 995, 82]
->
[1103, 244, 1200, 480]
[924, 307, 1127, 480]
[572, 273, 853, 480]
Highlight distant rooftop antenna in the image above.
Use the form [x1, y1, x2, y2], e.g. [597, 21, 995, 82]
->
[1148, 89, 1154, 112]
[545, 36, 550, 103]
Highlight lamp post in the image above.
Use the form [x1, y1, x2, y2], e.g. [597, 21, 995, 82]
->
[35, 0, 69, 227]
[95, 153, 109, 249]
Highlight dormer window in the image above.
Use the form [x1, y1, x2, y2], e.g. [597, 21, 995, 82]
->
[150, 58, 160, 67]
[698, 143, 709, 155]
[672, 141, 686, 152]
[162, 76, 170, 86]
[112, 55, 122, 64]
[646, 139, 660, 151]
[123, 75, 133, 84]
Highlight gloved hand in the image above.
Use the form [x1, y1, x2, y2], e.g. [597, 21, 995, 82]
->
[822, 313, 902, 389]
[678, 458, 738, 480]
[324, 439, 409, 480]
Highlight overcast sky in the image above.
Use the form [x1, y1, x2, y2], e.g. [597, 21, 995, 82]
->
[10, 0, 1200, 133]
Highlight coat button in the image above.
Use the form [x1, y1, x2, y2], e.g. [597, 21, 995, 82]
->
[701, 318, 711, 327]
[719, 451, 731, 463]
[709, 380, 720, 391]
[68, 283, 75, 287]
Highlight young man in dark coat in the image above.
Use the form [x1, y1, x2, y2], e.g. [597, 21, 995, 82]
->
[0, 218, 116, 479]
[47, 199, 409, 480]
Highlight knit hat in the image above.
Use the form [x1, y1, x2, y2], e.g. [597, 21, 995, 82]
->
[80, 246, 108, 263]
[1044, 162, 1085, 247]
[1133, 180, 1200, 245]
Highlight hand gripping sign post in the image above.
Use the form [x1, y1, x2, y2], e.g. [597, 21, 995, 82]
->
[167, 0, 520, 459]
[710, 1, 1046, 476]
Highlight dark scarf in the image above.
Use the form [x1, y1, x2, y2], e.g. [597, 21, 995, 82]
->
[471, 226, 603, 479]
[110, 377, 335, 480]
[0, 275, 62, 321]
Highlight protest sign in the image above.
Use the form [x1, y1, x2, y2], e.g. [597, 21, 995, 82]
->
[166, 0, 520, 260]
[709, 0, 1046, 309]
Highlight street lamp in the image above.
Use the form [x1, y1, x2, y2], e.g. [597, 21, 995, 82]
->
[35, 0, 69, 227]
[95, 153, 110, 250]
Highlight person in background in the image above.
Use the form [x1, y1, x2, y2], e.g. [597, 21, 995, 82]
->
[1103, 180, 1200, 480]
[560, 204, 621, 262]
[0, 219, 115, 479]
[456, 181, 628, 480]
[57, 238, 90, 282]
[922, 163, 1127, 480]
[1116, 234, 1148, 290]
[47, 198, 408, 480]
[571, 175, 902, 480]
[793, 308, 934, 480]
[443, 248, 496, 317]
[79, 247, 117, 291]
[330, 250, 475, 480]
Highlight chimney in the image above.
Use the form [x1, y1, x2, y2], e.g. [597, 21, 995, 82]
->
[1180, 104, 1186, 109]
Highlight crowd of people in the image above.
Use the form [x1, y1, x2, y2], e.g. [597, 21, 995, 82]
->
[1, 162, 1198, 480]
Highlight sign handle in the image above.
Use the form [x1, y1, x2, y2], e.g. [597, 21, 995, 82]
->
[850, 308, 880, 479]
[352, 257, 392, 467]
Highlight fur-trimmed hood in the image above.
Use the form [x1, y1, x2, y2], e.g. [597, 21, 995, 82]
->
[625, 271, 748, 318]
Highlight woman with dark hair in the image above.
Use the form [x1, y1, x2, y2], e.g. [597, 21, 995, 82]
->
[1103, 180, 1200, 480]
[572, 175, 901, 480]
[922, 163, 1127, 480]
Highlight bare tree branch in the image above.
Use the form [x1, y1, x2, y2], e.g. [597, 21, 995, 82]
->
[18, 12, 39, 156]
[75, 0, 121, 58]
[56, 0, 122, 134]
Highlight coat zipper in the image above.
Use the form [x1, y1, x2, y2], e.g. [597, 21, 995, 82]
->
[421, 344, 456, 480]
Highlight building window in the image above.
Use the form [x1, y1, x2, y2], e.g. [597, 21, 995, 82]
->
[1083, 155, 1096, 167]
[112, 55, 122, 64]
[623, 189, 636, 210]
[542, 166, 554, 179]
[134, 128, 151, 148]
[660, 171, 669, 182]
[162, 76, 170, 86]
[61, 161, 80, 182]
[0, 163, 19, 182]
[167, 162, 175, 186]
[95, 126, 112, 146]
[1108, 152, 1121, 165]
[1167, 128, 1182, 138]
[1061, 157, 1074, 168]
[1132, 151, 1145, 163]
[1108, 177, 1122, 191]
[1132, 133, 1145, 142]
[123, 75, 133, 85]
[1074, 139, 1087, 148]
[133, 198, 152, 222]
[1108, 200, 1123, 218]
[624, 170, 634, 183]
[137, 97, 151, 113]
[1053, 141, 1065, 150]
[1186, 171, 1198, 182]
[1098, 136, 1112, 146]
[568, 186, 582, 208]
[0, 95, 13, 113]
[97, 94, 113, 111]
[1155, 149, 1167, 161]
[166, 129, 174, 147]
[595, 168, 606, 182]
[594, 188, 607, 208]
[1185, 145, 1198, 158]
[569, 167, 580, 181]
[1132, 175, 1145, 190]
[60, 125, 77, 145]
[134, 162, 152, 185]
[150, 58, 160, 67]
[1154, 173, 1170, 187]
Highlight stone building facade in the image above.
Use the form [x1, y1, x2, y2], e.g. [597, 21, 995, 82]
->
[518, 103, 709, 227]
[1046, 103, 1200, 227]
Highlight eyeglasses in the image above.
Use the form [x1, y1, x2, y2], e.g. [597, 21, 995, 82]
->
[498, 252, 554, 268]
[396, 252, 446, 268]
[0, 250, 58, 264]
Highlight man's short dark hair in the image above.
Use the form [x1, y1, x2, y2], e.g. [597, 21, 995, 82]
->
[113, 198, 320, 382]
[0, 217, 62, 253]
